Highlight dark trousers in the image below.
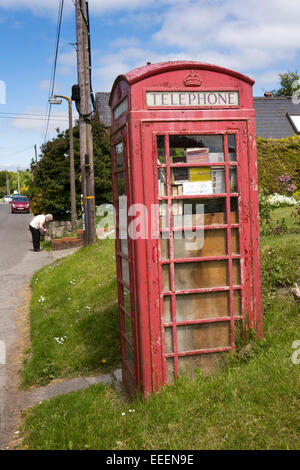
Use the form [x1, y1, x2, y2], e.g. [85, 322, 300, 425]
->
[29, 225, 41, 251]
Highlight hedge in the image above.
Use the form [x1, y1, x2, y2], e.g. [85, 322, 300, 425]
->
[257, 135, 300, 194]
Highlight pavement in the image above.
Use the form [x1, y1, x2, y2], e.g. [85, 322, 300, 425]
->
[0, 204, 122, 450]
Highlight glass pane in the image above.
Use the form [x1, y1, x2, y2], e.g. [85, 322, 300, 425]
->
[116, 172, 126, 196]
[120, 238, 128, 256]
[160, 236, 169, 260]
[228, 135, 236, 161]
[230, 167, 237, 193]
[159, 202, 169, 229]
[158, 168, 167, 196]
[163, 296, 172, 322]
[231, 228, 240, 254]
[176, 291, 231, 321]
[232, 260, 241, 285]
[174, 260, 229, 290]
[173, 229, 227, 259]
[124, 312, 132, 340]
[177, 322, 230, 352]
[162, 264, 171, 291]
[125, 341, 134, 369]
[178, 352, 224, 377]
[230, 198, 239, 224]
[115, 142, 124, 168]
[212, 167, 226, 194]
[123, 287, 131, 312]
[233, 290, 242, 315]
[164, 327, 174, 354]
[121, 258, 130, 285]
[166, 358, 175, 383]
[172, 198, 227, 226]
[169, 135, 224, 163]
[171, 167, 225, 196]
[157, 135, 166, 163]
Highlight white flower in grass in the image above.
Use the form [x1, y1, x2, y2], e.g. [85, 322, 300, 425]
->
[38, 295, 46, 303]
[54, 335, 67, 345]
[85, 306, 91, 311]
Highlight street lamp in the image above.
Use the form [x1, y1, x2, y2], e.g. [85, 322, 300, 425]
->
[49, 94, 77, 231]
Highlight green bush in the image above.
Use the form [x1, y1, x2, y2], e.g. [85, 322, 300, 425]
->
[257, 135, 300, 194]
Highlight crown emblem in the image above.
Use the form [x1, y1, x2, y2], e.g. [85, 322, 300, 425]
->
[183, 71, 202, 87]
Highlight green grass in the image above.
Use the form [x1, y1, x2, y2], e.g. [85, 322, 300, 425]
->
[20, 206, 300, 449]
[21, 291, 300, 449]
[21, 239, 120, 387]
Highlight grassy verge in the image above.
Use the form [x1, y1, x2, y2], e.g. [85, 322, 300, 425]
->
[21, 239, 120, 387]
[20, 207, 300, 449]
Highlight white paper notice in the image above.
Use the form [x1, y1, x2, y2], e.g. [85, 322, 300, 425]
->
[182, 181, 213, 195]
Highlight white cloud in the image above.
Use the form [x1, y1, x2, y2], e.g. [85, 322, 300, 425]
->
[9, 108, 69, 134]
[152, 0, 300, 73]
[37, 79, 51, 91]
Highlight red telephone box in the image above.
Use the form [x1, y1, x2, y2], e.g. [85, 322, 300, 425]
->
[109, 61, 262, 396]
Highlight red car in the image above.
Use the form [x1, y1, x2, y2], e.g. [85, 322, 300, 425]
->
[11, 196, 30, 214]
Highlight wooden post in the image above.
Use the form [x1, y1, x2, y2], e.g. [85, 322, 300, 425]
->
[75, 0, 96, 245]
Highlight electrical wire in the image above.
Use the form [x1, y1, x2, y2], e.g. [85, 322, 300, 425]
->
[0, 111, 68, 117]
[0, 116, 69, 121]
[42, 0, 65, 145]
[0, 111, 69, 121]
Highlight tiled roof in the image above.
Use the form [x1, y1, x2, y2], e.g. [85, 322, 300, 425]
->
[95, 92, 300, 138]
[254, 96, 300, 138]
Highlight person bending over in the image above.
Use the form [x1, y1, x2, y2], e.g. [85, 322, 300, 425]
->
[29, 214, 53, 252]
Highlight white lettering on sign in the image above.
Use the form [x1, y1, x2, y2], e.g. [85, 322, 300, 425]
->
[146, 91, 239, 107]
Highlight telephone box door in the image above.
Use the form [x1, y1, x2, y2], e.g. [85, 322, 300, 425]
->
[140, 119, 261, 387]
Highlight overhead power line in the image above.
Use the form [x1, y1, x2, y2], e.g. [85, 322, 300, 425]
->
[0, 111, 69, 121]
[42, 0, 65, 145]
[0, 111, 70, 118]
[0, 116, 69, 121]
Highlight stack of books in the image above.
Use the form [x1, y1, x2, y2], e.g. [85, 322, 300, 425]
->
[186, 147, 209, 163]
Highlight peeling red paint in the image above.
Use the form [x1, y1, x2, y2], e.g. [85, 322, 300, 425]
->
[109, 61, 262, 396]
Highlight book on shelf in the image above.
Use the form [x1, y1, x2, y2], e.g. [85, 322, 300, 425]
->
[171, 184, 183, 195]
[170, 147, 185, 158]
[182, 181, 213, 195]
[211, 167, 225, 194]
[186, 147, 209, 163]
[172, 167, 189, 184]
[172, 184, 183, 215]
[158, 168, 167, 196]
[172, 199, 183, 215]
[172, 156, 186, 164]
[189, 167, 211, 183]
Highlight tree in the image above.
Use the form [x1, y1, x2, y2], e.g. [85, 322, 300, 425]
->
[29, 121, 112, 220]
[272, 71, 300, 97]
[0, 170, 32, 198]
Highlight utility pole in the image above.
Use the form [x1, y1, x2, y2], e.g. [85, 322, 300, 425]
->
[34, 144, 38, 164]
[53, 94, 77, 232]
[75, 0, 96, 245]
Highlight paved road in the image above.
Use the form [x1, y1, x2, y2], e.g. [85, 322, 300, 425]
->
[0, 201, 33, 271]
[0, 203, 77, 448]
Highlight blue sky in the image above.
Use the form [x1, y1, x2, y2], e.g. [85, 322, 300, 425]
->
[1, 0, 300, 171]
